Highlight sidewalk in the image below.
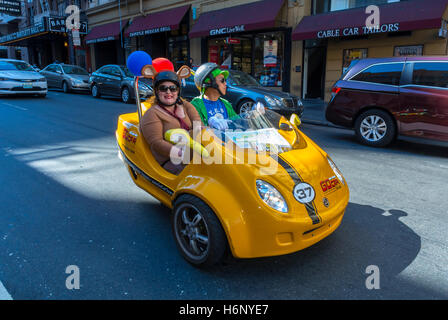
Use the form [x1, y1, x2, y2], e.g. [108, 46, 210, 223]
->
[300, 99, 334, 127]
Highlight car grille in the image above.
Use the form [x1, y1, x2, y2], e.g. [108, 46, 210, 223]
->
[10, 87, 46, 91]
[17, 79, 43, 83]
[282, 98, 297, 108]
[83, 80, 89, 83]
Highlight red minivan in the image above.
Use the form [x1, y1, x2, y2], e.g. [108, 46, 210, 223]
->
[326, 57, 448, 147]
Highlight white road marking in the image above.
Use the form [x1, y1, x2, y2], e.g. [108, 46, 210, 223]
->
[1, 102, 28, 111]
[0, 281, 12, 300]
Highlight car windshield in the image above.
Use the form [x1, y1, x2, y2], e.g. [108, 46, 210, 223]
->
[0, 60, 34, 71]
[119, 66, 134, 78]
[212, 109, 297, 154]
[62, 65, 88, 75]
[229, 70, 261, 86]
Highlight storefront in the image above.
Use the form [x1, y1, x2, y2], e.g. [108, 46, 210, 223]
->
[292, 0, 448, 101]
[85, 19, 129, 71]
[0, 16, 87, 68]
[189, 0, 291, 92]
[124, 5, 191, 70]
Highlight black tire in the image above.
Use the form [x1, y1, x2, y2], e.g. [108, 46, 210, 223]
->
[91, 84, 101, 98]
[62, 81, 70, 93]
[354, 109, 396, 147]
[237, 99, 254, 117]
[121, 86, 132, 104]
[172, 194, 228, 267]
[37, 93, 46, 98]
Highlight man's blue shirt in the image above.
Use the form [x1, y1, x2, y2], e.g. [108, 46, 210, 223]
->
[203, 98, 229, 119]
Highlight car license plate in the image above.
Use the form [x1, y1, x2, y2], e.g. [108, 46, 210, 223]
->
[22, 83, 33, 89]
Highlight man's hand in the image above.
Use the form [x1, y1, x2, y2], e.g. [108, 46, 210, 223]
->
[208, 114, 230, 131]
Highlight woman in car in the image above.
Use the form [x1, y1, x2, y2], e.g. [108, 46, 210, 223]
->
[140, 68, 201, 175]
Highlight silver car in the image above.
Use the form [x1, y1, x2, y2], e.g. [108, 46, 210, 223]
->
[0, 59, 47, 97]
[40, 63, 90, 93]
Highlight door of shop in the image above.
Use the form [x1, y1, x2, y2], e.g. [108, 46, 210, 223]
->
[303, 39, 326, 100]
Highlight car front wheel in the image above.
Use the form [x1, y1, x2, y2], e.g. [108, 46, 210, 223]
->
[172, 194, 228, 267]
[91, 84, 100, 98]
[237, 99, 254, 118]
[62, 81, 70, 93]
[121, 87, 131, 104]
[354, 109, 396, 147]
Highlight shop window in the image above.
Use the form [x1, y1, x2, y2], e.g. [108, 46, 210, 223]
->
[394, 45, 423, 57]
[254, 32, 284, 87]
[342, 48, 367, 74]
[351, 62, 404, 86]
[168, 21, 189, 70]
[412, 62, 448, 89]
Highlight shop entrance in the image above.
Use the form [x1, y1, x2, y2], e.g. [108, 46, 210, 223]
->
[303, 40, 326, 100]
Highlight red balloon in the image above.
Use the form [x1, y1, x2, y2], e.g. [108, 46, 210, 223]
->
[152, 58, 174, 72]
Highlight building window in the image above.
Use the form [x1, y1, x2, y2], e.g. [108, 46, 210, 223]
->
[313, 0, 404, 14]
[342, 48, 367, 74]
[394, 45, 423, 57]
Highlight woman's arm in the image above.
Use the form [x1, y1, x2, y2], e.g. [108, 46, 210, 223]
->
[140, 109, 174, 158]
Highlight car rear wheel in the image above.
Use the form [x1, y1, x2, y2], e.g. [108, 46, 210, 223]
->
[237, 99, 254, 118]
[355, 109, 396, 147]
[91, 84, 100, 98]
[172, 194, 227, 267]
[121, 87, 131, 104]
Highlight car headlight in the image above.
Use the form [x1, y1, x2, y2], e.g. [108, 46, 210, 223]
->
[264, 95, 277, 107]
[327, 156, 345, 185]
[71, 78, 83, 85]
[38, 78, 46, 82]
[256, 180, 288, 213]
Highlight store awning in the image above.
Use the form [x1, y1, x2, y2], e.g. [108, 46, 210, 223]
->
[125, 5, 190, 37]
[85, 20, 128, 44]
[292, 0, 448, 41]
[189, 0, 285, 38]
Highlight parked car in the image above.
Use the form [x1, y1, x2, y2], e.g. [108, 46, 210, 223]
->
[40, 63, 90, 93]
[0, 58, 47, 97]
[89, 64, 153, 103]
[326, 57, 448, 147]
[181, 69, 303, 117]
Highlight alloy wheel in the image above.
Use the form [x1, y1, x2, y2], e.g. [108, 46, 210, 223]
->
[360, 115, 387, 142]
[239, 100, 254, 118]
[122, 88, 130, 103]
[174, 203, 210, 261]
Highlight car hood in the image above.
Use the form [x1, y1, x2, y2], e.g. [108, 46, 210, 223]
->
[67, 74, 90, 81]
[1, 70, 43, 80]
[236, 85, 298, 99]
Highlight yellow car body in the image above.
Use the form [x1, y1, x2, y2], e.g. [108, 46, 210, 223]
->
[116, 105, 349, 262]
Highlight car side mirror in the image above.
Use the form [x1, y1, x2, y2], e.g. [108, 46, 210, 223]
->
[290, 113, 301, 127]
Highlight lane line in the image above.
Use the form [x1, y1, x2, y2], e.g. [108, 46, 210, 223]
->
[0, 281, 12, 300]
[1, 102, 28, 111]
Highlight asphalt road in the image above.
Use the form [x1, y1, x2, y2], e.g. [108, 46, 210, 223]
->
[0, 90, 447, 300]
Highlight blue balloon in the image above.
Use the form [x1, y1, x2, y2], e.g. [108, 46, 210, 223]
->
[127, 51, 152, 76]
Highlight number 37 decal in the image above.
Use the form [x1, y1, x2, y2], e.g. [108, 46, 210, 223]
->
[293, 183, 315, 204]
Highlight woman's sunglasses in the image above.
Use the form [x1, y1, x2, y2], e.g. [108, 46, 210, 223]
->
[158, 85, 179, 93]
[217, 78, 226, 84]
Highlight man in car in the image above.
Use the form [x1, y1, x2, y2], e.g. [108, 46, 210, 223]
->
[190, 63, 239, 130]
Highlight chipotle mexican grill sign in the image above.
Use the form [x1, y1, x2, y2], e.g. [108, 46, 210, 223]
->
[317, 23, 400, 38]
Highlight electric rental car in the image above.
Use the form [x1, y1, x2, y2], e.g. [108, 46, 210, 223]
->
[116, 57, 350, 267]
